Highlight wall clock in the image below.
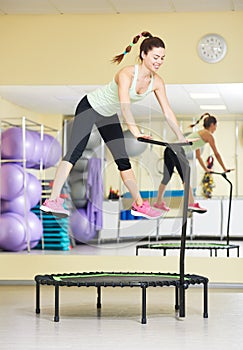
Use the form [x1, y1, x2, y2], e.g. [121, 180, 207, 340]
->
[197, 34, 227, 63]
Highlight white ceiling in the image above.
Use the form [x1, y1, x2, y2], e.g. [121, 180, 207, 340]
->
[0, 0, 243, 15]
[0, 0, 243, 117]
[0, 83, 243, 118]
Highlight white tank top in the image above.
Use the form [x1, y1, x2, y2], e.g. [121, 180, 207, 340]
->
[87, 65, 154, 117]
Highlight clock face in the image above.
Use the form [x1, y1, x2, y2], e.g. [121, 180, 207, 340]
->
[197, 34, 227, 63]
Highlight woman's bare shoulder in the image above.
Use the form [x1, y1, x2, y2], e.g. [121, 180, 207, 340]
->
[198, 129, 213, 142]
[153, 73, 165, 89]
[115, 65, 134, 82]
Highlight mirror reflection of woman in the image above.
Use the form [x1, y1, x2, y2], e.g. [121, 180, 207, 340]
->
[154, 113, 231, 213]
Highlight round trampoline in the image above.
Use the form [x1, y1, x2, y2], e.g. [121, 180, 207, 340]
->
[34, 138, 209, 324]
[136, 242, 240, 257]
[35, 271, 208, 323]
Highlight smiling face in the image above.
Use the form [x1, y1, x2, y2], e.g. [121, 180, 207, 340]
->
[141, 47, 165, 72]
[209, 122, 217, 133]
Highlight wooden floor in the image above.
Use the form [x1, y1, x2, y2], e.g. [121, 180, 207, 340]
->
[0, 284, 242, 350]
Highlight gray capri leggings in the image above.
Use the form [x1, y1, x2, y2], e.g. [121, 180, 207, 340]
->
[63, 95, 132, 171]
[161, 146, 189, 185]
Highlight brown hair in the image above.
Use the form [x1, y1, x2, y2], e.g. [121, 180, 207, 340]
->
[190, 112, 217, 129]
[111, 31, 165, 64]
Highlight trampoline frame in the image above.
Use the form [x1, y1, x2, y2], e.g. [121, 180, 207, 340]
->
[35, 271, 208, 323]
[136, 242, 240, 257]
[34, 139, 209, 323]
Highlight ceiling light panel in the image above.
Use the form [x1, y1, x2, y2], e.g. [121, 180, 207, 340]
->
[200, 105, 227, 110]
[189, 93, 221, 99]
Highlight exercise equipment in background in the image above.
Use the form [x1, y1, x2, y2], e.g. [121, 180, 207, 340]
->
[123, 129, 147, 157]
[0, 118, 64, 252]
[1, 127, 62, 169]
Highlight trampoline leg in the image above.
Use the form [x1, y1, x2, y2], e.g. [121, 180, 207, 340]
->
[35, 282, 40, 314]
[203, 282, 209, 318]
[54, 284, 59, 322]
[175, 286, 179, 311]
[237, 247, 240, 258]
[179, 285, 186, 318]
[97, 286, 101, 309]
[141, 286, 147, 324]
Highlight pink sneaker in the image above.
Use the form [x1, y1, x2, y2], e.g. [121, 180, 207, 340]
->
[40, 197, 69, 218]
[153, 201, 170, 212]
[131, 200, 163, 219]
[188, 202, 207, 214]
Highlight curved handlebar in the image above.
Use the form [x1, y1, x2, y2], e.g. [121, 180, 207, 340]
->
[137, 137, 192, 147]
[206, 169, 234, 175]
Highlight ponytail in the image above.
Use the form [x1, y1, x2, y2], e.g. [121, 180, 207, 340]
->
[190, 112, 211, 128]
[190, 112, 217, 129]
[111, 31, 153, 64]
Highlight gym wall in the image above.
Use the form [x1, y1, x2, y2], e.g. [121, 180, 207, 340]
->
[0, 11, 243, 196]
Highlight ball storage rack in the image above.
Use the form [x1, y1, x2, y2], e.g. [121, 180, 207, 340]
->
[34, 138, 209, 323]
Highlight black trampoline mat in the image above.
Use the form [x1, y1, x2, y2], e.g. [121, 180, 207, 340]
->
[35, 271, 207, 287]
[53, 272, 188, 284]
[35, 272, 208, 288]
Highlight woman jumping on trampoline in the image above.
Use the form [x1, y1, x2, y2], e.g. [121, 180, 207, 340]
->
[154, 113, 231, 213]
[40, 31, 188, 219]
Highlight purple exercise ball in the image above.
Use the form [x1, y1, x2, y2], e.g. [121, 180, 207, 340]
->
[26, 173, 42, 208]
[0, 163, 25, 200]
[0, 212, 27, 251]
[1, 194, 31, 215]
[25, 211, 43, 249]
[0, 212, 43, 251]
[26, 131, 43, 168]
[70, 208, 96, 243]
[42, 134, 62, 169]
[1, 127, 35, 164]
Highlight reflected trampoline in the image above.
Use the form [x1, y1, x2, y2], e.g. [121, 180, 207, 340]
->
[136, 242, 240, 257]
[136, 170, 239, 258]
